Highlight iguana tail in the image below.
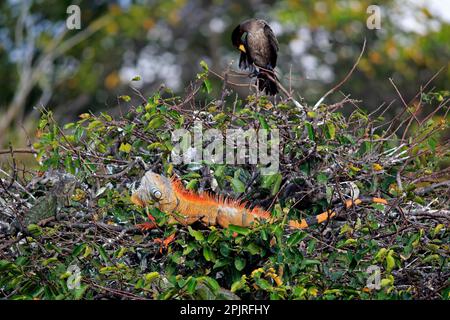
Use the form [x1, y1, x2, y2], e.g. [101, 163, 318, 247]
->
[288, 196, 388, 229]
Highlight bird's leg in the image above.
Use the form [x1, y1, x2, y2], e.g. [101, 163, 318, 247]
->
[248, 70, 258, 78]
[248, 64, 258, 78]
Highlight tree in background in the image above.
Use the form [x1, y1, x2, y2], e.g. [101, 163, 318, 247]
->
[0, 0, 448, 147]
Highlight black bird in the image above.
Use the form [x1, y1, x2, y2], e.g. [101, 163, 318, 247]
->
[231, 19, 279, 95]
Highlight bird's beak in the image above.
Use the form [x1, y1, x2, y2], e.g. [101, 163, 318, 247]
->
[238, 44, 246, 53]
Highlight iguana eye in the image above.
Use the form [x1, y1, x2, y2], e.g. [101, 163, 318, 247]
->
[151, 188, 162, 200]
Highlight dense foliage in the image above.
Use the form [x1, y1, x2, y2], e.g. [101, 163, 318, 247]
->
[0, 67, 449, 300]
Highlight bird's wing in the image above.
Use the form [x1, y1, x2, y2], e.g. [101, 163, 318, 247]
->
[263, 24, 279, 68]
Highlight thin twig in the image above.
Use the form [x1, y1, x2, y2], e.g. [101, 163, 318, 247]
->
[312, 39, 366, 110]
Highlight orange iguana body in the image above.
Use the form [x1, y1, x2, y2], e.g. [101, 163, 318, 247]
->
[131, 171, 388, 230]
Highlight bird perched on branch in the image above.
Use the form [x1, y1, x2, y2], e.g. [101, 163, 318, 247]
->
[231, 18, 279, 95]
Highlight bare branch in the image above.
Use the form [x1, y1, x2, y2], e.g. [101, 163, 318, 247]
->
[313, 39, 366, 110]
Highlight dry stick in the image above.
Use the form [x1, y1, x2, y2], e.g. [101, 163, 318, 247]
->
[406, 209, 450, 221]
[400, 94, 448, 142]
[7, 144, 18, 189]
[229, 68, 306, 83]
[312, 39, 366, 110]
[289, 65, 293, 94]
[401, 98, 422, 142]
[368, 101, 386, 118]
[407, 66, 445, 106]
[412, 166, 450, 184]
[415, 180, 450, 196]
[0, 168, 36, 200]
[377, 99, 396, 119]
[389, 77, 421, 125]
[222, 64, 307, 114]
[130, 85, 148, 104]
[372, 100, 397, 132]
[383, 67, 445, 139]
[421, 97, 450, 124]
[209, 69, 255, 88]
[0, 148, 36, 155]
[92, 158, 140, 179]
[254, 64, 306, 114]
[86, 280, 148, 300]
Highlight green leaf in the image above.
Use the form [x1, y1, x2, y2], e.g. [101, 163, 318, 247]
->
[64, 122, 75, 130]
[374, 248, 388, 262]
[119, 95, 131, 102]
[101, 113, 112, 121]
[186, 277, 198, 294]
[287, 231, 307, 246]
[422, 254, 440, 264]
[231, 278, 246, 292]
[234, 257, 246, 271]
[258, 115, 270, 130]
[42, 257, 58, 266]
[119, 143, 132, 153]
[381, 275, 394, 287]
[371, 203, 386, 211]
[231, 177, 245, 194]
[72, 244, 87, 257]
[245, 242, 262, 255]
[326, 122, 336, 140]
[203, 246, 215, 262]
[219, 243, 230, 257]
[15, 256, 28, 266]
[181, 172, 202, 179]
[98, 198, 107, 207]
[73, 285, 87, 300]
[186, 179, 198, 191]
[188, 226, 204, 242]
[200, 60, 209, 72]
[303, 259, 321, 266]
[27, 224, 43, 237]
[261, 173, 282, 196]
[202, 79, 212, 94]
[38, 118, 48, 129]
[228, 224, 250, 236]
[83, 246, 92, 258]
[432, 224, 445, 238]
[0, 260, 16, 271]
[255, 278, 272, 290]
[428, 137, 437, 152]
[343, 238, 358, 246]
[183, 242, 197, 255]
[317, 173, 328, 184]
[213, 112, 227, 123]
[147, 142, 166, 151]
[386, 251, 395, 272]
[147, 116, 165, 129]
[87, 120, 104, 131]
[96, 244, 110, 263]
[145, 272, 160, 283]
[199, 276, 220, 292]
[305, 122, 315, 141]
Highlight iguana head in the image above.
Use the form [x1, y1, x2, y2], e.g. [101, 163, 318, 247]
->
[131, 171, 178, 212]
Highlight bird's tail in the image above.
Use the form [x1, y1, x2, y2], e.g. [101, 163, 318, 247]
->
[257, 70, 278, 95]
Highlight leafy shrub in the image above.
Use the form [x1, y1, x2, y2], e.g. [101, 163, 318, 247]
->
[0, 70, 449, 300]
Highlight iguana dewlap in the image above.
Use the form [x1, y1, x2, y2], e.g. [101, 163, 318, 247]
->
[131, 171, 387, 230]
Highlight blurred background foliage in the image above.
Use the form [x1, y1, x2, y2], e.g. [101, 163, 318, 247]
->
[0, 0, 449, 149]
